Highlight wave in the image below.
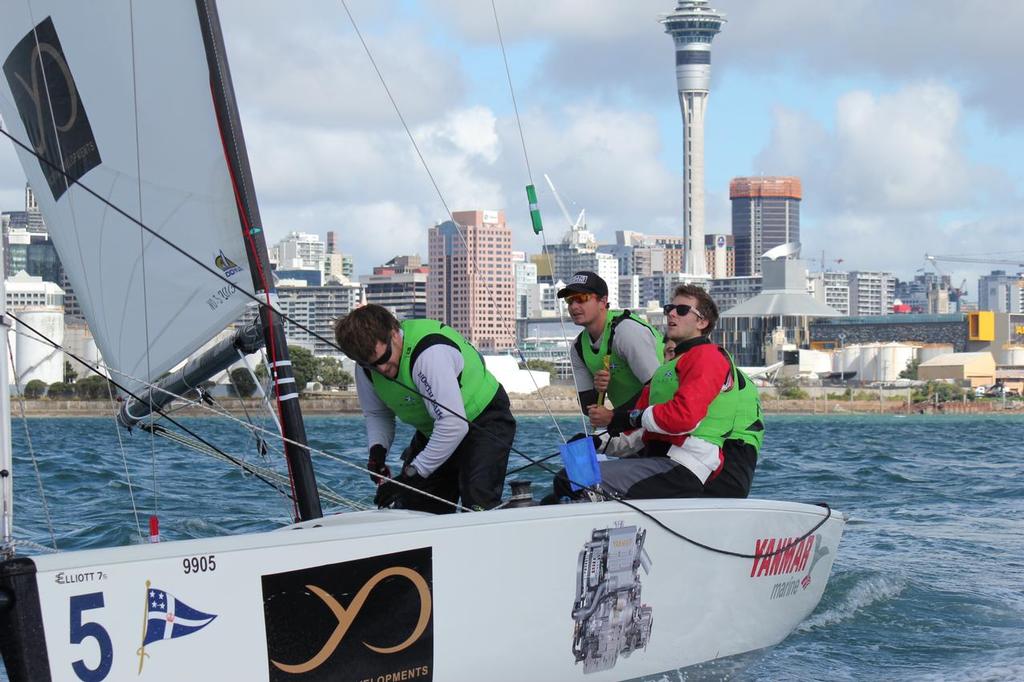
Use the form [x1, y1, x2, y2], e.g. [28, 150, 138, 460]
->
[798, 573, 905, 631]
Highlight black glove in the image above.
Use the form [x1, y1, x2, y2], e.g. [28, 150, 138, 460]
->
[374, 467, 422, 508]
[367, 444, 391, 483]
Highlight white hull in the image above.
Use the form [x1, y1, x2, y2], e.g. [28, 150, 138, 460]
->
[2, 498, 845, 682]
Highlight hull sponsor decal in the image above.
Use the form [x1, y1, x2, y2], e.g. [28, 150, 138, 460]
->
[136, 580, 217, 674]
[571, 524, 653, 674]
[262, 547, 433, 681]
[3, 17, 102, 200]
[750, 534, 831, 599]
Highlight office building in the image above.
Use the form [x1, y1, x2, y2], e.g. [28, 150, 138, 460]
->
[848, 271, 897, 316]
[276, 280, 364, 357]
[730, 176, 802, 276]
[808, 271, 850, 316]
[704, 233, 734, 278]
[362, 256, 429, 320]
[978, 270, 1024, 313]
[427, 210, 515, 351]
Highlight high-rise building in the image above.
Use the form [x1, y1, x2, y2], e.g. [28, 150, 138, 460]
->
[362, 256, 429, 320]
[512, 252, 539, 320]
[848, 271, 896, 316]
[661, 0, 726, 276]
[704, 233, 734, 278]
[276, 280, 364, 357]
[274, 231, 325, 271]
[978, 270, 1024, 313]
[427, 210, 515, 351]
[730, 177, 802, 276]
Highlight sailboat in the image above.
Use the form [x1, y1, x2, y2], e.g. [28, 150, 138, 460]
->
[0, 3, 846, 681]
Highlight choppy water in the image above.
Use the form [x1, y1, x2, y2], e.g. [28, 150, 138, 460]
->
[3, 413, 1023, 680]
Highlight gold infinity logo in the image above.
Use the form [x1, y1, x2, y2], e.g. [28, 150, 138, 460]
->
[12, 41, 79, 157]
[271, 566, 432, 674]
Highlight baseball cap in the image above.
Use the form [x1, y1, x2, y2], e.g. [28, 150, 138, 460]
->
[557, 271, 608, 298]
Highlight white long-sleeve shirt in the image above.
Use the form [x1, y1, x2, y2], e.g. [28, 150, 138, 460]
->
[355, 341, 469, 478]
[570, 316, 662, 394]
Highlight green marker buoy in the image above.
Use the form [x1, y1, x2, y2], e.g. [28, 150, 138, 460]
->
[526, 184, 543, 234]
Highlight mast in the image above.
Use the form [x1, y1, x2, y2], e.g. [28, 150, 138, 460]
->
[194, 0, 322, 521]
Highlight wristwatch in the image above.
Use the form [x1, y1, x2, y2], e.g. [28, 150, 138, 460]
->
[628, 408, 644, 429]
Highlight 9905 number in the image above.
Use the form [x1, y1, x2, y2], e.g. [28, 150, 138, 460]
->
[182, 555, 216, 574]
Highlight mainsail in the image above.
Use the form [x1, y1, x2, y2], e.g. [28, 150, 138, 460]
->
[0, 3, 254, 395]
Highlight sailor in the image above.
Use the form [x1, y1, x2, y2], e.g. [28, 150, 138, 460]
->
[559, 271, 663, 429]
[333, 305, 516, 513]
[550, 284, 763, 500]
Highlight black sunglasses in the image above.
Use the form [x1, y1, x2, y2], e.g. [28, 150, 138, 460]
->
[361, 338, 393, 368]
[663, 303, 705, 320]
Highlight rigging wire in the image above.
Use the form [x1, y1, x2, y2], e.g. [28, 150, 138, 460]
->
[488, 2, 587, 436]
[6, 342, 57, 550]
[103, 364, 145, 542]
[128, 0, 161, 528]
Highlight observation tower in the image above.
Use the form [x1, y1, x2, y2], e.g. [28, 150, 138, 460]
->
[660, 0, 726, 276]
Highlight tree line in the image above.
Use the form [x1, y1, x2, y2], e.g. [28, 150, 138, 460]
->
[20, 347, 353, 400]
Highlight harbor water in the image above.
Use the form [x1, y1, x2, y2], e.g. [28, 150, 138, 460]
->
[3, 414, 1023, 680]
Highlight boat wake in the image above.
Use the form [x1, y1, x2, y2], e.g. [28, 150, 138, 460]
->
[797, 573, 905, 631]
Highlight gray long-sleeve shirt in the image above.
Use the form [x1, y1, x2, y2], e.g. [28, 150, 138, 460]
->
[355, 340, 469, 478]
[570, 316, 662, 394]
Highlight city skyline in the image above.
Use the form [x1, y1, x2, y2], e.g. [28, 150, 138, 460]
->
[0, 0, 1020, 292]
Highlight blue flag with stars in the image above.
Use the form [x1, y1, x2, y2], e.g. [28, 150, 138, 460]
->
[143, 587, 216, 646]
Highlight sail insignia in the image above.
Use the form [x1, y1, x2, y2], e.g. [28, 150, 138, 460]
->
[2, 16, 101, 201]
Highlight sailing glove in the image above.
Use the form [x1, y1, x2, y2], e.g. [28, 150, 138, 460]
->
[568, 432, 605, 452]
[367, 444, 391, 484]
[374, 467, 422, 509]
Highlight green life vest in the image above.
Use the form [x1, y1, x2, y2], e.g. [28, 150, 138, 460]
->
[578, 310, 664, 407]
[370, 319, 499, 436]
[648, 344, 764, 452]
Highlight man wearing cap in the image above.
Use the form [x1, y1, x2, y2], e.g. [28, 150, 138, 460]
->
[549, 284, 763, 500]
[558, 271, 663, 429]
[333, 304, 516, 513]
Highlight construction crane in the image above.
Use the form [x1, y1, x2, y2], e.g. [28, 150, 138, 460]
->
[543, 174, 586, 233]
[925, 253, 1024, 268]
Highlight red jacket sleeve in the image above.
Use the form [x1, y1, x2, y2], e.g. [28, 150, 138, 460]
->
[648, 344, 730, 435]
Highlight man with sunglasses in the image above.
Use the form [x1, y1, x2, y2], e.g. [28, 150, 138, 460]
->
[558, 271, 663, 429]
[550, 284, 763, 500]
[333, 305, 516, 513]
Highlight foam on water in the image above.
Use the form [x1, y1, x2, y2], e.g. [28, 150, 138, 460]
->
[797, 573, 906, 631]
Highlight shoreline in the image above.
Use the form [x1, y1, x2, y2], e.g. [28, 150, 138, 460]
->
[11, 396, 1022, 418]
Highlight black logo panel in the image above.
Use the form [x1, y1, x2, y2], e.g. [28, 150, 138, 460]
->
[262, 547, 434, 682]
[3, 16, 101, 200]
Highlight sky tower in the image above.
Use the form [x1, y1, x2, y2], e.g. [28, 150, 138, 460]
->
[660, 0, 726, 276]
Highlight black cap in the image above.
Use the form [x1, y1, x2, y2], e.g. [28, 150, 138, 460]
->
[557, 271, 608, 298]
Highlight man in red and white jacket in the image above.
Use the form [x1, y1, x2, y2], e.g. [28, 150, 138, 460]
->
[549, 284, 756, 500]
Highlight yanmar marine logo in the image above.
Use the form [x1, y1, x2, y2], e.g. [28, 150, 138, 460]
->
[262, 548, 433, 681]
[750, 534, 830, 600]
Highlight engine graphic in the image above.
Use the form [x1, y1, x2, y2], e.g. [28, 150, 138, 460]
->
[571, 524, 653, 674]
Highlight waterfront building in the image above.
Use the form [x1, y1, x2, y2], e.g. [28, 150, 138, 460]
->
[661, 0, 726, 276]
[730, 176, 802, 276]
[361, 256, 428, 320]
[978, 270, 1024, 313]
[5, 270, 64, 310]
[717, 256, 840, 367]
[848, 271, 897, 316]
[427, 209, 515, 351]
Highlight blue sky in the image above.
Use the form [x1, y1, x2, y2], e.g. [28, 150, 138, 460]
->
[1, 0, 1021, 295]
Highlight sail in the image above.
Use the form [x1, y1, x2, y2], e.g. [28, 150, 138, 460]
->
[0, 2, 255, 395]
